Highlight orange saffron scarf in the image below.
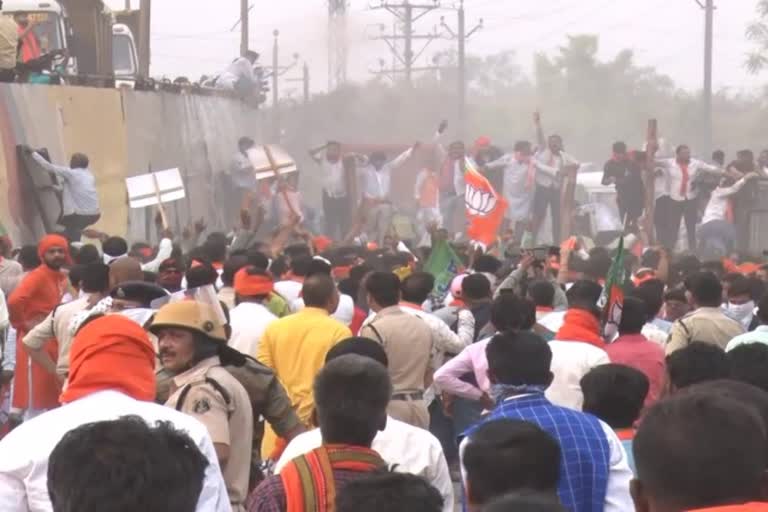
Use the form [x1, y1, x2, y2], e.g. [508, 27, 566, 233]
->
[555, 308, 605, 348]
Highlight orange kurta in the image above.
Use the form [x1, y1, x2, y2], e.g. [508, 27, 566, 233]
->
[8, 264, 65, 410]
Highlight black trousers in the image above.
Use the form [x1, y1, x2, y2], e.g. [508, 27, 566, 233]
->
[322, 191, 349, 240]
[532, 185, 561, 244]
[655, 197, 697, 250]
[61, 213, 100, 242]
[0, 69, 15, 83]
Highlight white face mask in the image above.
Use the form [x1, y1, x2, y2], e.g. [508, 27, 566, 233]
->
[727, 301, 755, 323]
[117, 308, 156, 328]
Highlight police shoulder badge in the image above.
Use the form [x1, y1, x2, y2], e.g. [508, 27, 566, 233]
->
[193, 398, 211, 414]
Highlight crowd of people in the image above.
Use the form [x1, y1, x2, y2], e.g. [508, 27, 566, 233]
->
[1, 114, 768, 511]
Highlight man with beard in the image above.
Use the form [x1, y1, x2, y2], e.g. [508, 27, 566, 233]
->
[656, 145, 722, 250]
[7, 235, 70, 422]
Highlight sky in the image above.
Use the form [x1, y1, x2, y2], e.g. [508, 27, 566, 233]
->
[104, 0, 766, 96]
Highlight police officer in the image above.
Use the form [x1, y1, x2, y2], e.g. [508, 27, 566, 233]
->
[150, 301, 253, 512]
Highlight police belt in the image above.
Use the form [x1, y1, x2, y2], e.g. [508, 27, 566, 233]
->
[391, 390, 424, 401]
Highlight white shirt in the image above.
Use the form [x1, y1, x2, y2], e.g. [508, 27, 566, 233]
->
[362, 149, 413, 200]
[229, 302, 277, 358]
[459, 395, 634, 512]
[657, 158, 722, 201]
[547, 340, 610, 410]
[726, 325, 768, 352]
[701, 177, 749, 225]
[577, 203, 622, 233]
[291, 294, 355, 326]
[533, 149, 579, 189]
[321, 158, 346, 198]
[32, 152, 100, 217]
[274, 280, 303, 305]
[538, 310, 567, 333]
[275, 416, 454, 512]
[0, 390, 231, 512]
[141, 238, 174, 274]
[0, 288, 7, 331]
[216, 57, 255, 90]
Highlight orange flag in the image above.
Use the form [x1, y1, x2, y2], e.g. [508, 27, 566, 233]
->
[464, 157, 508, 248]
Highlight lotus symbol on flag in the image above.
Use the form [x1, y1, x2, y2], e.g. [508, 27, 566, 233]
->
[465, 184, 497, 217]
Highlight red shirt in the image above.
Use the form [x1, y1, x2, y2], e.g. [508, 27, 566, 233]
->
[605, 333, 666, 408]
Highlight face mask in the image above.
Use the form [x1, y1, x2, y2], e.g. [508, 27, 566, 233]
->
[118, 308, 156, 328]
[727, 301, 755, 323]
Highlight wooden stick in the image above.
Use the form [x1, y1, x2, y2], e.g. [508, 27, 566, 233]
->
[152, 173, 170, 230]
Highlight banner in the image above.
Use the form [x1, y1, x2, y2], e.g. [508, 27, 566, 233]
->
[598, 236, 626, 341]
[424, 239, 464, 304]
[464, 157, 508, 249]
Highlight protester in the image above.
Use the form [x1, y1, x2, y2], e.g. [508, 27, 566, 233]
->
[25, 149, 100, 242]
[549, 280, 610, 410]
[310, 141, 349, 240]
[22, 262, 109, 385]
[229, 266, 277, 358]
[666, 342, 729, 392]
[462, 419, 562, 511]
[216, 50, 260, 96]
[727, 293, 768, 351]
[655, 144, 723, 250]
[0, 315, 229, 511]
[528, 279, 557, 321]
[7, 235, 70, 420]
[630, 278, 672, 345]
[484, 140, 536, 243]
[698, 171, 759, 256]
[580, 364, 649, 473]
[361, 147, 414, 244]
[360, 272, 433, 428]
[727, 343, 768, 392]
[0, 235, 22, 297]
[663, 287, 690, 323]
[273, 255, 310, 304]
[336, 472, 444, 512]
[275, 337, 454, 511]
[724, 275, 758, 330]
[481, 491, 567, 512]
[157, 257, 185, 293]
[257, 273, 351, 457]
[602, 141, 645, 231]
[248, 354, 390, 511]
[47, 416, 209, 512]
[462, 331, 633, 512]
[604, 296, 665, 406]
[152, 301, 253, 511]
[631, 392, 768, 511]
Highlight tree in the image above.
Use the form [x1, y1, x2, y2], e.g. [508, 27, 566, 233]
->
[745, 0, 768, 73]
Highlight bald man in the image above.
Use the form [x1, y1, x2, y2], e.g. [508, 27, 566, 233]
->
[108, 256, 144, 290]
[256, 274, 352, 458]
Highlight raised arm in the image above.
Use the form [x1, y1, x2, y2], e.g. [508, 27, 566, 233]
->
[308, 144, 327, 165]
[534, 111, 546, 148]
[31, 151, 72, 180]
[485, 153, 511, 171]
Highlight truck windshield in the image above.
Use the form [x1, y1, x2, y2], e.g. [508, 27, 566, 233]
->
[6, 11, 65, 57]
[112, 34, 136, 76]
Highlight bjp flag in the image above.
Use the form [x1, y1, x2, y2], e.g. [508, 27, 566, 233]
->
[464, 157, 507, 248]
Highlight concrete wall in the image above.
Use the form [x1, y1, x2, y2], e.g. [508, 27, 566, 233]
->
[0, 83, 263, 245]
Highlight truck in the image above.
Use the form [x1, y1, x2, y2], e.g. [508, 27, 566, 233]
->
[112, 22, 138, 81]
[1, 0, 77, 75]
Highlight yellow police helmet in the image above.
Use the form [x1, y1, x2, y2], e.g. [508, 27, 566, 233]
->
[149, 301, 228, 343]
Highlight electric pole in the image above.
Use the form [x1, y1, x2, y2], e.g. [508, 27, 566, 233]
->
[269, 30, 300, 142]
[272, 30, 280, 142]
[328, 0, 348, 91]
[287, 63, 311, 103]
[441, 0, 482, 138]
[370, 1, 441, 85]
[138, 0, 151, 77]
[702, 0, 714, 154]
[240, 0, 250, 57]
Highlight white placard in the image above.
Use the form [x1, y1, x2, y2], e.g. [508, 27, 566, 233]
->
[247, 145, 298, 181]
[126, 168, 186, 209]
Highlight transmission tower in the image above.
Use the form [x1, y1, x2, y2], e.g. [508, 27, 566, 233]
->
[328, 0, 349, 91]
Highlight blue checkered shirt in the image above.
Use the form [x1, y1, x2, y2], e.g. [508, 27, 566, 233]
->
[464, 392, 610, 512]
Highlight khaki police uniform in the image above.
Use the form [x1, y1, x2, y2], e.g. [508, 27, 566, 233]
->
[360, 305, 433, 428]
[165, 357, 253, 512]
[151, 301, 254, 512]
